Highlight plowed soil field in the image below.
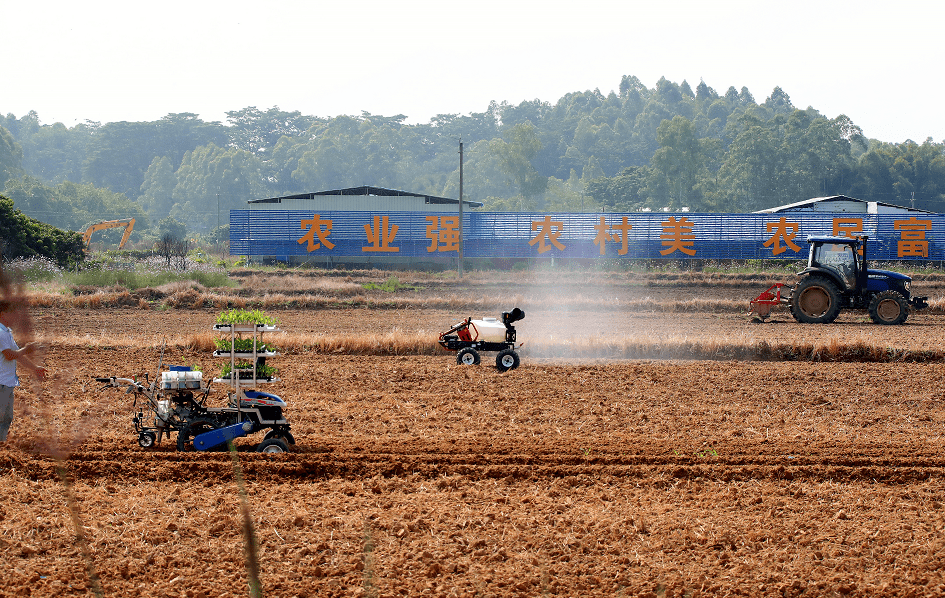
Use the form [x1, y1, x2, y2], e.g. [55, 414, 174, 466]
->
[4, 277, 945, 597]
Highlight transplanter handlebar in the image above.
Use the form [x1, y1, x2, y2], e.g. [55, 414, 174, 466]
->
[94, 376, 143, 391]
[95, 376, 135, 385]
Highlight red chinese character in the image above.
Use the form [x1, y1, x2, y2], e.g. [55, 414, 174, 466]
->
[763, 217, 801, 256]
[298, 214, 335, 251]
[832, 218, 863, 239]
[593, 216, 633, 256]
[528, 216, 566, 254]
[363, 215, 400, 252]
[659, 216, 696, 256]
[894, 217, 933, 258]
[426, 215, 460, 253]
[593, 216, 613, 255]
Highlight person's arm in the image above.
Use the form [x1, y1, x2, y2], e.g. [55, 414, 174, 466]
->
[1, 346, 46, 379]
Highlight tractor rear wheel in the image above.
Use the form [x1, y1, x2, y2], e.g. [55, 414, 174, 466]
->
[790, 277, 842, 324]
[456, 347, 480, 366]
[868, 290, 909, 325]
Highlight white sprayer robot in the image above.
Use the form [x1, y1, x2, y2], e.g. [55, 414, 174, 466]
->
[438, 308, 525, 371]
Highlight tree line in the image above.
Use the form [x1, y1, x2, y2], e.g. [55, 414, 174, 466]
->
[1, 75, 944, 242]
[0, 196, 84, 266]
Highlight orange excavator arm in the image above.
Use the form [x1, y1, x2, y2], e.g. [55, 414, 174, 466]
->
[118, 218, 135, 248]
[82, 218, 136, 249]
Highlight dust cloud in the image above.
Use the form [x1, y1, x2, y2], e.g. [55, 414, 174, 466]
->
[511, 269, 702, 362]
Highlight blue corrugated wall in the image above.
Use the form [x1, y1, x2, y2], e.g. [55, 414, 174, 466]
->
[230, 210, 945, 260]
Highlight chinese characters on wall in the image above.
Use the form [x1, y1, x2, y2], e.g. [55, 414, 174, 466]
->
[292, 213, 936, 259]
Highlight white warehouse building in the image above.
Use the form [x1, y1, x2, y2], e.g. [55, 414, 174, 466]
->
[754, 194, 933, 215]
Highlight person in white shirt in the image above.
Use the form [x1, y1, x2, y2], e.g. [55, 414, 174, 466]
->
[0, 299, 46, 442]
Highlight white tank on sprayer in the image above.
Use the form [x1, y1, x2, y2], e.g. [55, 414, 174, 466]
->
[468, 317, 508, 343]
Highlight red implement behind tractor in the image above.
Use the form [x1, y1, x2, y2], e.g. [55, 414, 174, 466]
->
[748, 283, 788, 322]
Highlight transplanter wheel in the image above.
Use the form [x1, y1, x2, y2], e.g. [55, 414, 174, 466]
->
[138, 431, 156, 448]
[257, 438, 289, 454]
[456, 347, 481, 366]
[264, 428, 296, 446]
[495, 349, 520, 372]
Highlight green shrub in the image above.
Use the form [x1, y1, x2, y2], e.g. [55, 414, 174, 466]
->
[0, 196, 85, 267]
[65, 268, 232, 290]
[362, 276, 416, 292]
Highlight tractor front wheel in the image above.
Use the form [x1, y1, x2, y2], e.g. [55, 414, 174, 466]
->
[790, 277, 842, 324]
[456, 347, 481, 366]
[868, 290, 909, 325]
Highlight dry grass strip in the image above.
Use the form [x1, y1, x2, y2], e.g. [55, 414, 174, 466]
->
[24, 288, 945, 316]
[44, 331, 945, 363]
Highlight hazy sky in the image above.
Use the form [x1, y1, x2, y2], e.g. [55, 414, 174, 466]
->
[6, 0, 943, 143]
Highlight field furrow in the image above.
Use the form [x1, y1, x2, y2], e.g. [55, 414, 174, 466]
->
[3, 298, 945, 597]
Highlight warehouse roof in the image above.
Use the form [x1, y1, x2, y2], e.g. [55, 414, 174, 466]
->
[755, 195, 933, 214]
[249, 186, 483, 208]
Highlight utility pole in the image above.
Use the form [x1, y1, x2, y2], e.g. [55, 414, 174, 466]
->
[217, 193, 220, 230]
[458, 140, 464, 277]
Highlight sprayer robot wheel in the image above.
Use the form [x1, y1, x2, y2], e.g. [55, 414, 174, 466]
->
[495, 349, 520, 372]
[456, 347, 481, 366]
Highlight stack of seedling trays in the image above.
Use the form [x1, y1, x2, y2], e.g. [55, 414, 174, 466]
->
[213, 309, 281, 386]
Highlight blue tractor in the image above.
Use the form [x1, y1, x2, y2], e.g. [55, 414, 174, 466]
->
[787, 236, 927, 325]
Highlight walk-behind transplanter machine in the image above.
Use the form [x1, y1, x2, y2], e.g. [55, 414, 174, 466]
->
[439, 308, 525, 371]
[95, 321, 295, 453]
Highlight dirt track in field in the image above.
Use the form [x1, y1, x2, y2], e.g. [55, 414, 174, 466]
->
[4, 277, 945, 597]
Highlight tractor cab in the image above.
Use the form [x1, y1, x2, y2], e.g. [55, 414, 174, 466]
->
[807, 238, 860, 292]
